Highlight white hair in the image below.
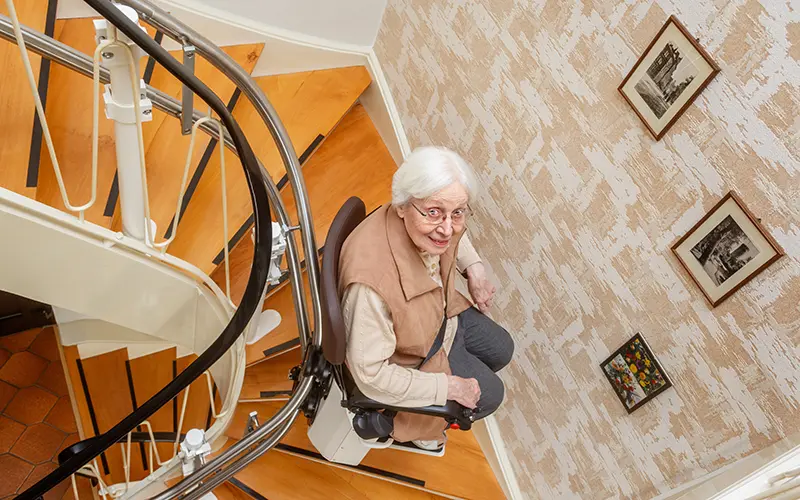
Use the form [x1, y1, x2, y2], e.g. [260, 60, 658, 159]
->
[391, 146, 478, 206]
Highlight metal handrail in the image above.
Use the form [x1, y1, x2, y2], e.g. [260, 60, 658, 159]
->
[2, 2, 324, 497]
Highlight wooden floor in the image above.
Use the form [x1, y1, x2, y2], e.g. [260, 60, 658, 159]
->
[61, 343, 221, 487]
[35, 17, 140, 227]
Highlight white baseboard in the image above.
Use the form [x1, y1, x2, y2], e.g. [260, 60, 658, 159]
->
[362, 50, 410, 166]
[472, 415, 524, 500]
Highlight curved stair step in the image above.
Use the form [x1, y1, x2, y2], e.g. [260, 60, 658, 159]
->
[239, 348, 299, 401]
[62, 341, 221, 489]
[243, 273, 308, 367]
[128, 346, 177, 468]
[226, 401, 505, 500]
[77, 347, 146, 484]
[216, 437, 447, 500]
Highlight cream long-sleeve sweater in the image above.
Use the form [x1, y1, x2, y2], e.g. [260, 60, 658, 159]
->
[341, 234, 482, 408]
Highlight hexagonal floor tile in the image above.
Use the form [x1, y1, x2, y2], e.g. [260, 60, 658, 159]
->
[0, 348, 10, 369]
[4, 386, 58, 425]
[45, 396, 77, 434]
[18, 461, 71, 499]
[0, 351, 48, 387]
[36, 361, 69, 397]
[0, 328, 41, 353]
[0, 380, 16, 412]
[0, 416, 25, 453]
[10, 423, 65, 464]
[0, 453, 34, 496]
[28, 327, 60, 362]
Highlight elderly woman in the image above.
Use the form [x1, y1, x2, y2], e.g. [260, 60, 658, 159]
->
[338, 146, 515, 449]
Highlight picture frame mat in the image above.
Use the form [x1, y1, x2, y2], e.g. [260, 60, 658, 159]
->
[622, 19, 714, 132]
[673, 194, 781, 304]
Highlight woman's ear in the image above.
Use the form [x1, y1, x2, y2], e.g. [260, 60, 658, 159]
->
[395, 204, 406, 219]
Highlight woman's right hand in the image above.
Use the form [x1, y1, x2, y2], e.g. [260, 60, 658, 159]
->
[446, 375, 481, 408]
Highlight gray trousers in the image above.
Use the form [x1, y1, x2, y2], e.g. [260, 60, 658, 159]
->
[448, 307, 515, 420]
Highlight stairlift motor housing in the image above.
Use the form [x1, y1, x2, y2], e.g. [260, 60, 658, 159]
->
[307, 380, 377, 466]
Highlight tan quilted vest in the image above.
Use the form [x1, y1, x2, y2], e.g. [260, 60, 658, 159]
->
[338, 204, 472, 441]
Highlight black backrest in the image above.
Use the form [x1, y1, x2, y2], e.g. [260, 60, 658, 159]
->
[320, 197, 367, 365]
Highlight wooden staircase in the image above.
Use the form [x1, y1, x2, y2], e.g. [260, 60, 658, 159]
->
[0, 10, 506, 500]
[61, 343, 224, 488]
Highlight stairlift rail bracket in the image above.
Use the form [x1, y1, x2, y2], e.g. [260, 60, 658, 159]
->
[94, 15, 152, 125]
[179, 428, 213, 477]
[252, 221, 287, 285]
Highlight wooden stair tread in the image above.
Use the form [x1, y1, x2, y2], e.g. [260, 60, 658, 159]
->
[109, 44, 264, 235]
[175, 354, 213, 434]
[280, 103, 396, 252]
[34, 18, 155, 228]
[0, 0, 49, 198]
[228, 401, 504, 499]
[79, 348, 146, 483]
[212, 482, 253, 500]
[240, 349, 300, 400]
[128, 347, 177, 467]
[216, 438, 445, 500]
[167, 66, 372, 274]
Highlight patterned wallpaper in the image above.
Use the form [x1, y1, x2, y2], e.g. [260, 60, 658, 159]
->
[374, 1, 800, 498]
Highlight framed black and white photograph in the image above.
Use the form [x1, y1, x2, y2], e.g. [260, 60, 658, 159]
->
[672, 191, 784, 307]
[619, 15, 720, 140]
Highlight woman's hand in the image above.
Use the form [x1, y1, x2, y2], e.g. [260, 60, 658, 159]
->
[465, 263, 496, 313]
[447, 375, 481, 408]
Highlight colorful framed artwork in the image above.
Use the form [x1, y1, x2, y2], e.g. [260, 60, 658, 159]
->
[618, 15, 720, 140]
[601, 333, 672, 414]
[671, 191, 784, 307]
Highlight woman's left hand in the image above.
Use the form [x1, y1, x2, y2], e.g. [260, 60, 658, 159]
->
[466, 263, 495, 313]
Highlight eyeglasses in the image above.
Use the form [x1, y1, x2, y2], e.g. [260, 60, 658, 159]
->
[410, 202, 471, 226]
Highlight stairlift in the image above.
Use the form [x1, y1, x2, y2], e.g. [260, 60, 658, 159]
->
[299, 197, 476, 465]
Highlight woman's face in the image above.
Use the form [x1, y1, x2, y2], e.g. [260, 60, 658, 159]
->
[396, 183, 469, 256]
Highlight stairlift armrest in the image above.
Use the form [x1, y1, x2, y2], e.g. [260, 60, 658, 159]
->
[348, 392, 475, 430]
